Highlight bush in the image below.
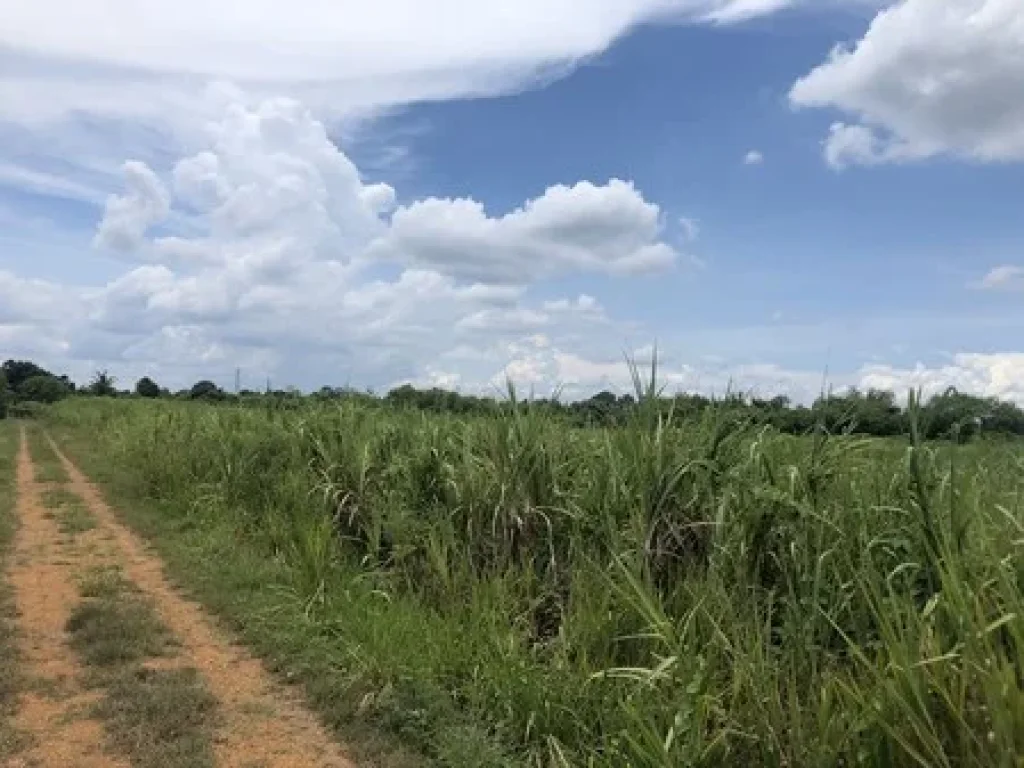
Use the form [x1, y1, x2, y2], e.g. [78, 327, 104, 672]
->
[134, 377, 161, 399]
[18, 375, 69, 404]
[188, 381, 224, 401]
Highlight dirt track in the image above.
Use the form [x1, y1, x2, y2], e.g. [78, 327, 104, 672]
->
[4, 427, 356, 767]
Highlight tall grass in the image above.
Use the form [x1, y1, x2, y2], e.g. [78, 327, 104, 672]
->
[47, 380, 1024, 766]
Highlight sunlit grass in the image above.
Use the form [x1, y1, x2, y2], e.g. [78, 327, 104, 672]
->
[45, 375, 1024, 766]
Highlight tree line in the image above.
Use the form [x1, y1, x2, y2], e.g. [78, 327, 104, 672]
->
[2, 357, 1022, 440]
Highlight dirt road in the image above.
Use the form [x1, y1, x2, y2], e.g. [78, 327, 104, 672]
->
[4, 426, 356, 767]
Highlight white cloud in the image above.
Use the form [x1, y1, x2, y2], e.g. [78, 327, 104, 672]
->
[489, 342, 838, 402]
[791, 0, 1024, 165]
[0, 270, 78, 326]
[2, 1, 764, 82]
[1, 0, 795, 128]
[743, 150, 764, 165]
[975, 265, 1024, 291]
[93, 161, 171, 252]
[858, 353, 1024, 404]
[456, 308, 552, 333]
[487, 349, 1024, 407]
[702, 0, 794, 23]
[7, 5, 1022, 402]
[821, 122, 888, 169]
[455, 294, 606, 335]
[367, 179, 677, 284]
[0, 162, 108, 205]
[0, 90, 683, 392]
[542, 294, 604, 315]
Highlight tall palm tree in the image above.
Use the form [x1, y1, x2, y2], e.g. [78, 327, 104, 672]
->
[89, 369, 118, 397]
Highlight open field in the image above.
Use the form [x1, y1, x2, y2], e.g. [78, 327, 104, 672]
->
[32, 390, 1024, 767]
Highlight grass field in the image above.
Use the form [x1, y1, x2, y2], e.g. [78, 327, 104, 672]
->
[44, 388, 1024, 767]
[0, 423, 28, 759]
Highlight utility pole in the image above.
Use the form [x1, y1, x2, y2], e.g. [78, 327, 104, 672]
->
[234, 367, 241, 394]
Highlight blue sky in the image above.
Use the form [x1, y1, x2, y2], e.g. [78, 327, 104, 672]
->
[2, 0, 1023, 400]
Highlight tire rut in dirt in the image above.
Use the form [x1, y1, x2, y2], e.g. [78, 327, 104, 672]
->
[6, 427, 129, 768]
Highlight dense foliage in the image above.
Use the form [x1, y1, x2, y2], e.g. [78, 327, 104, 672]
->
[134, 376, 161, 399]
[5, 357, 1024, 441]
[46, 376, 1024, 766]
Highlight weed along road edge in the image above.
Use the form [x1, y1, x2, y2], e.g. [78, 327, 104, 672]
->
[5, 425, 357, 768]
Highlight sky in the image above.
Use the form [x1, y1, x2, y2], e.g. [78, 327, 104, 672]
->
[1, 0, 1023, 402]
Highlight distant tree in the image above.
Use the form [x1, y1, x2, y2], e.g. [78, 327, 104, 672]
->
[2, 360, 54, 391]
[983, 399, 1024, 436]
[134, 376, 161, 399]
[386, 384, 418, 407]
[316, 385, 357, 401]
[0, 370, 7, 419]
[189, 380, 224, 400]
[88, 370, 118, 397]
[19, 375, 70, 404]
[919, 387, 1004, 440]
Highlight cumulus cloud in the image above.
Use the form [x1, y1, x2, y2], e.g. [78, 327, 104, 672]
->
[368, 179, 676, 284]
[791, 0, 1024, 166]
[488, 350, 1024, 408]
[858, 353, 1024, 404]
[3, 90, 682, 392]
[820, 122, 892, 169]
[488, 340, 836, 401]
[93, 162, 171, 252]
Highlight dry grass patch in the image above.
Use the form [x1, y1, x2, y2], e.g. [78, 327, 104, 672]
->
[42, 488, 96, 537]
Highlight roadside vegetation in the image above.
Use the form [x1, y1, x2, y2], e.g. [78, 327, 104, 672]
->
[42, 487, 96, 537]
[0, 423, 28, 759]
[25, 424, 68, 484]
[41, 361, 1024, 767]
